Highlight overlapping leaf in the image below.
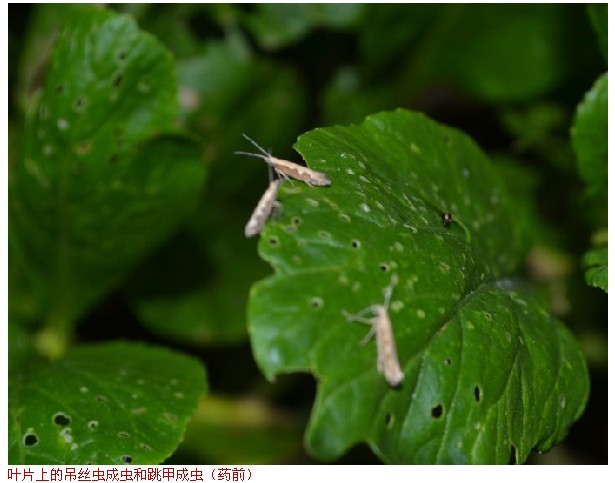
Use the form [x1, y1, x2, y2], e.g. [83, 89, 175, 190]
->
[248, 109, 589, 463]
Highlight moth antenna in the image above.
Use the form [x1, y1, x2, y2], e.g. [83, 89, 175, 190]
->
[241, 133, 271, 157]
[234, 150, 271, 162]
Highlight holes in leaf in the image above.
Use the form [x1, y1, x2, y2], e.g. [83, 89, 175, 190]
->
[112, 72, 124, 88]
[140, 443, 153, 451]
[95, 395, 108, 403]
[309, 297, 324, 310]
[483, 311, 493, 321]
[75, 141, 91, 156]
[444, 358, 452, 366]
[87, 421, 99, 431]
[318, 230, 332, 240]
[55, 84, 65, 94]
[350, 239, 361, 249]
[73, 97, 86, 113]
[24, 433, 39, 447]
[378, 263, 390, 272]
[384, 412, 394, 429]
[122, 455, 133, 464]
[268, 236, 279, 247]
[284, 225, 296, 234]
[291, 216, 302, 226]
[164, 412, 178, 424]
[117, 49, 128, 62]
[338, 213, 351, 222]
[53, 413, 71, 427]
[431, 404, 443, 419]
[474, 385, 482, 402]
[118, 431, 131, 439]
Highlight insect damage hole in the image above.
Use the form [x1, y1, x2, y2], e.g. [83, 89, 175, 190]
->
[268, 236, 280, 247]
[431, 404, 444, 419]
[122, 455, 133, 464]
[73, 97, 87, 113]
[112, 72, 124, 88]
[53, 413, 71, 427]
[318, 230, 332, 241]
[378, 263, 390, 273]
[24, 433, 39, 447]
[474, 385, 482, 402]
[309, 297, 324, 309]
[384, 412, 394, 429]
[117, 49, 128, 62]
[350, 239, 361, 249]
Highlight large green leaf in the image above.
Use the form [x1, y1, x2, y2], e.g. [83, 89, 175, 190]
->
[9, 10, 206, 336]
[9, 341, 206, 464]
[248, 109, 589, 463]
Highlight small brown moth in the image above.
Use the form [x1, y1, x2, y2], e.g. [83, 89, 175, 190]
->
[245, 179, 281, 238]
[342, 274, 405, 387]
[236, 134, 331, 187]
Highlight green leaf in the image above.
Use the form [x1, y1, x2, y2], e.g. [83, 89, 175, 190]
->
[9, 10, 206, 332]
[245, 4, 363, 50]
[571, 73, 607, 199]
[248, 109, 589, 463]
[8, 341, 206, 464]
[583, 246, 607, 293]
[587, 4, 607, 61]
[125, 37, 305, 344]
